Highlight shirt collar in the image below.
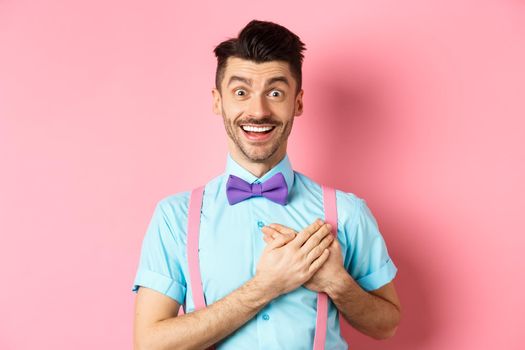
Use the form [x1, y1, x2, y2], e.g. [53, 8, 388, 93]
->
[224, 152, 295, 194]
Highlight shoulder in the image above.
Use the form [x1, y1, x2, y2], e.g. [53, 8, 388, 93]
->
[333, 189, 366, 239]
[293, 170, 365, 228]
[335, 189, 365, 220]
[292, 170, 323, 199]
[142, 190, 193, 246]
[147, 191, 191, 239]
[153, 174, 222, 222]
[156, 190, 191, 215]
[294, 170, 363, 207]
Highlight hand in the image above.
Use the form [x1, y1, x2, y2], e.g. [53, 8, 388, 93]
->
[262, 219, 345, 294]
[255, 219, 334, 298]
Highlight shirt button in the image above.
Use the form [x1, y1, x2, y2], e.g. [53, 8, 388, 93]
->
[257, 221, 264, 228]
[262, 314, 270, 321]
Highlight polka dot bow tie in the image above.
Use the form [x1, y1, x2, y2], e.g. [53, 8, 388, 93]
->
[225, 172, 288, 206]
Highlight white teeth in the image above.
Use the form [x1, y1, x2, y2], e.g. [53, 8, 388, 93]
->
[241, 125, 274, 132]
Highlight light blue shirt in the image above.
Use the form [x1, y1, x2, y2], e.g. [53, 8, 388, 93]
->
[132, 152, 397, 349]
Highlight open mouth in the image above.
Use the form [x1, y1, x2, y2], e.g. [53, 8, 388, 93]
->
[239, 125, 276, 141]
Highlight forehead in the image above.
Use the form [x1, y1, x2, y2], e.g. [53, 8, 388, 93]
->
[222, 57, 294, 87]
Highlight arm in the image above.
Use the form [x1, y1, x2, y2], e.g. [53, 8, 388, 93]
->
[134, 220, 334, 350]
[134, 276, 277, 350]
[326, 275, 401, 340]
[262, 219, 401, 340]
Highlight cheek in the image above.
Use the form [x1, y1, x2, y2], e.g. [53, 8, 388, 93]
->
[222, 98, 245, 115]
[275, 100, 296, 117]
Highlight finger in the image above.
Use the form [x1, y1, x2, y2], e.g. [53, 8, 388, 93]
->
[331, 236, 340, 250]
[261, 227, 273, 240]
[290, 218, 325, 248]
[261, 227, 278, 241]
[263, 226, 295, 242]
[262, 232, 283, 242]
[305, 232, 334, 264]
[261, 226, 274, 235]
[308, 248, 330, 274]
[267, 233, 290, 250]
[300, 223, 332, 255]
[261, 226, 283, 238]
[262, 232, 272, 241]
[268, 223, 297, 236]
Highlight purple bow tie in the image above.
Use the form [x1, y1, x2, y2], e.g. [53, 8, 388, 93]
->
[226, 172, 288, 206]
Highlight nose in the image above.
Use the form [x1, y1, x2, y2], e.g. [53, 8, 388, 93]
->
[247, 94, 271, 118]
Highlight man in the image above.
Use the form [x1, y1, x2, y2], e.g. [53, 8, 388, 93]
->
[132, 19, 401, 349]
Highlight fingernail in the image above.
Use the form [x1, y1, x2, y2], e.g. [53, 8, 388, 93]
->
[326, 223, 332, 230]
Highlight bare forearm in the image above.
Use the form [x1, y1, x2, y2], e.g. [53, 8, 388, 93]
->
[141, 276, 277, 350]
[326, 272, 400, 340]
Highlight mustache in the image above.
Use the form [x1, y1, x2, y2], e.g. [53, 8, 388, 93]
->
[237, 119, 279, 126]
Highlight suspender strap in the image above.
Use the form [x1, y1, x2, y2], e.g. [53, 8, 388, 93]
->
[313, 185, 338, 350]
[186, 184, 338, 350]
[187, 185, 216, 350]
[187, 185, 206, 311]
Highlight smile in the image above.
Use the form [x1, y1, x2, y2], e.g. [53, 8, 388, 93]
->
[239, 125, 276, 142]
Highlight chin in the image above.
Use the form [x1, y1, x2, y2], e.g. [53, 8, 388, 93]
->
[246, 146, 282, 162]
[245, 151, 273, 162]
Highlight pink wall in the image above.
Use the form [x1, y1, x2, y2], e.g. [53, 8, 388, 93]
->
[1, 0, 524, 349]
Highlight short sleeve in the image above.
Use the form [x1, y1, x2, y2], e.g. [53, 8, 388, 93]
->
[131, 200, 187, 304]
[346, 198, 398, 291]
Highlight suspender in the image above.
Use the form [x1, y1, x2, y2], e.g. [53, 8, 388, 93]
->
[187, 185, 207, 311]
[186, 184, 338, 350]
[314, 185, 337, 350]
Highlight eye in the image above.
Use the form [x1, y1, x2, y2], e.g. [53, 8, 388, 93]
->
[268, 90, 282, 97]
[234, 89, 246, 96]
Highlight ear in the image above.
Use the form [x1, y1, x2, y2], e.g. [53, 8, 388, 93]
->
[294, 89, 304, 116]
[212, 88, 222, 115]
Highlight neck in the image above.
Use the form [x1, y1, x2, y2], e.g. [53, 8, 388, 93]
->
[229, 148, 286, 178]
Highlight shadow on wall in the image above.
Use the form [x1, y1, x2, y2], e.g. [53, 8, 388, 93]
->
[305, 48, 437, 348]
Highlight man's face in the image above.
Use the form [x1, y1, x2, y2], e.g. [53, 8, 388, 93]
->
[212, 57, 303, 163]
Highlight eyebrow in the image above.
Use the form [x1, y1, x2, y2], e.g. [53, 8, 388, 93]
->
[227, 75, 290, 87]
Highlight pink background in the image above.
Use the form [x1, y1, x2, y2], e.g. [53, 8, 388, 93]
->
[1, 0, 524, 349]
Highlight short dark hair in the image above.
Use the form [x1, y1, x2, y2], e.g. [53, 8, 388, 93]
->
[213, 19, 306, 95]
